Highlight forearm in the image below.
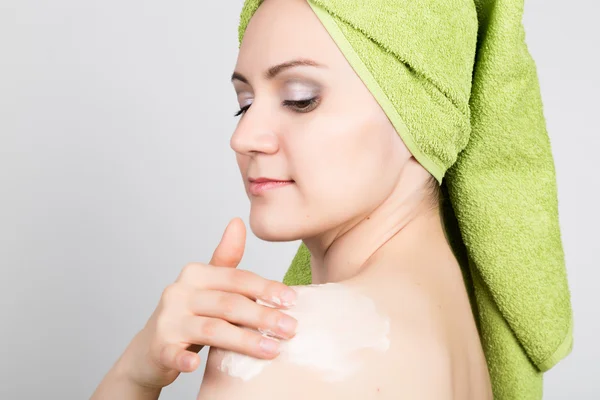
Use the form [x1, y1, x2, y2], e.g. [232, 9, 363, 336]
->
[90, 355, 161, 400]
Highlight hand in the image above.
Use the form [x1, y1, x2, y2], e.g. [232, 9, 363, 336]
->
[120, 217, 299, 390]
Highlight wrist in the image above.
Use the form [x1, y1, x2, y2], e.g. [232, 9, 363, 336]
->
[113, 334, 146, 385]
[112, 355, 162, 396]
[91, 353, 161, 400]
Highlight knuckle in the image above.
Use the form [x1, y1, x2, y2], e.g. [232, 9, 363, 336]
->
[261, 307, 279, 328]
[161, 283, 181, 302]
[256, 307, 277, 328]
[218, 293, 238, 320]
[241, 328, 261, 349]
[199, 318, 222, 340]
[179, 263, 204, 282]
[228, 268, 253, 289]
[223, 268, 240, 286]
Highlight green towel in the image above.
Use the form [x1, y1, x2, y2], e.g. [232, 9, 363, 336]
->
[237, 0, 574, 398]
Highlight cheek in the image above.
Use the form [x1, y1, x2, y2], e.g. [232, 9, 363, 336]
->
[294, 117, 390, 213]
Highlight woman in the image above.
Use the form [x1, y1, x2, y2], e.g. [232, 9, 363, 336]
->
[198, 0, 492, 397]
[92, 0, 572, 398]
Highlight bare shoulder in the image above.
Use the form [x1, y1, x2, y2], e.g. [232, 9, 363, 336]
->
[197, 282, 454, 400]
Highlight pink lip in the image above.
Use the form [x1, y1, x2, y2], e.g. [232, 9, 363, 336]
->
[248, 180, 294, 196]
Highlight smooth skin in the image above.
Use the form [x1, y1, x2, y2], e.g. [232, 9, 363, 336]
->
[198, 0, 492, 398]
[90, 217, 300, 399]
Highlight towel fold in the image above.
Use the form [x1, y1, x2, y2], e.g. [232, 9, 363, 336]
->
[238, 1, 574, 398]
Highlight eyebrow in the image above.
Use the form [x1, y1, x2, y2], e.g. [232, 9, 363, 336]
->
[231, 58, 326, 84]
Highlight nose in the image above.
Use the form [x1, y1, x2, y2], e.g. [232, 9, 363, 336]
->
[230, 106, 279, 156]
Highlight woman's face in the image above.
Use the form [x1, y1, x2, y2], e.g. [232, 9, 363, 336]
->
[231, 0, 413, 242]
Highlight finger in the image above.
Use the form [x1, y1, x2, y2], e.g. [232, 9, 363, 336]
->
[178, 264, 297, 308]
[184, 315, 282, 360]
[188, 290, 298, 340]
[159, 343, 201, 373]
[209, 217, 246, 268]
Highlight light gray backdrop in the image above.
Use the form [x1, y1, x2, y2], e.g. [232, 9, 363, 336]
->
[1, 0, 597, 399]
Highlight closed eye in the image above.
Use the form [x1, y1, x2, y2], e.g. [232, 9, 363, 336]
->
[234, 96, 320, 117]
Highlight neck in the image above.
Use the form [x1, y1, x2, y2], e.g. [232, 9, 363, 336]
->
[302, 185, 446, 284]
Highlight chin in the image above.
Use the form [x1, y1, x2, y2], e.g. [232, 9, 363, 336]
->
[248, 208, 308, 242]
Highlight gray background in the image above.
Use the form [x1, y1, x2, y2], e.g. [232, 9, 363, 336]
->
[1, 0, 598, 398]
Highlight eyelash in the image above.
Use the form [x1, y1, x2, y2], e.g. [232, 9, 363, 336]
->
[233, 97, 320, 117]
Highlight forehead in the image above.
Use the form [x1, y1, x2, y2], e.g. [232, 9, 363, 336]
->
[236, 0, 339, 74]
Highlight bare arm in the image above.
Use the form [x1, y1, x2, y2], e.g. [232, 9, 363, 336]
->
[90, 218, 297, 400]
[90, 344, 161, 400]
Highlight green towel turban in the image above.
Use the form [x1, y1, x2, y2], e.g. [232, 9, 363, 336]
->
[237, 1, 574, 398]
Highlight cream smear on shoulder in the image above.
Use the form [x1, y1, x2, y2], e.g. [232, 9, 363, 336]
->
[216, 282, 390, 382]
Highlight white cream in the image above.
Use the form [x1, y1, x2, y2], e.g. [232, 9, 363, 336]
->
[216, 282, 390, 382]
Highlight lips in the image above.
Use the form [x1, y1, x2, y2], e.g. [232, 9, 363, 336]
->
[248, 178, 294, 196]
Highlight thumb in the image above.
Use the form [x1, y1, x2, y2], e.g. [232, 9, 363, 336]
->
[209, 217, 246, 268]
